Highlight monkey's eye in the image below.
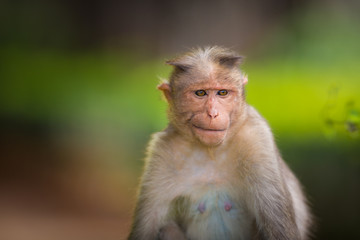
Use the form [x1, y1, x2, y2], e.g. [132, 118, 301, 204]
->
[195, 90, 207, 96]
[217, 90, 228, 96]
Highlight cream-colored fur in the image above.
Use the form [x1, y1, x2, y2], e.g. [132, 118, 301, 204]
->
[128, 46, 311, 240]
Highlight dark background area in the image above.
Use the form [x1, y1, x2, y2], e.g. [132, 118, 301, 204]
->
[0, 0, 359, 239]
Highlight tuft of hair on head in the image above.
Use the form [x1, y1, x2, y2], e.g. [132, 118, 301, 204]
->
[200, 46, 243, 68]
[166, 46, 244, 72]
[165, 59, 191, 72]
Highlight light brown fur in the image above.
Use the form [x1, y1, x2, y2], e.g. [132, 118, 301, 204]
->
[128, 46, 311, 240]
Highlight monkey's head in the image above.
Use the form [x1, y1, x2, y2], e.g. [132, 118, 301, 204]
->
[159, 46, 248, 147]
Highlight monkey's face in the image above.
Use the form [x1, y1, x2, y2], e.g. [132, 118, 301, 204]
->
[159, 49, 247, 147]
[173, 79, 241, 147]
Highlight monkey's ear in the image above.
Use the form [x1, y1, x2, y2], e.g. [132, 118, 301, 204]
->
[243, 74, 248, 85]
[166, 60, 191, 72]
[157, 82, 172, 102]
[218, 56, 243, 68]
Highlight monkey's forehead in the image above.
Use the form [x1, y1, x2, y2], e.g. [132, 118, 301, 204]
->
[170, 66, 243, 90]
[182, 79, 239, 90]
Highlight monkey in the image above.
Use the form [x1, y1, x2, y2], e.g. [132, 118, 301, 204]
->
[128, 46, 311, 240]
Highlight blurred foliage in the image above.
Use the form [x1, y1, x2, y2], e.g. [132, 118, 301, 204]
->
[1, 4, 360, 142]
[0, 2, 359, 239]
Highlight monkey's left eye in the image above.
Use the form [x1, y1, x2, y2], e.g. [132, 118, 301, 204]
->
[218, 90, 228, 96]
[195, 90, 207, 96]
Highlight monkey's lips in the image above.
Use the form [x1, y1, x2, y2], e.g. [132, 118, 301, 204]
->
[192, 125, 227, 132]
[192, 124, 228, 146]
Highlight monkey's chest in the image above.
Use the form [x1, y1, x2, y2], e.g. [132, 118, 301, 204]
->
[172, 158, 252, 239]
[178, 190, 252, 240]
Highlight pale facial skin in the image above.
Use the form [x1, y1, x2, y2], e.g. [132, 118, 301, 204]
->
[159, 76, 246, 147]
[183, 82, 239, 146]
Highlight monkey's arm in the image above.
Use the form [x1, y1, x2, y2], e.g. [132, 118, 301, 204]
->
[158, 222, 187, 240]
[128, 184, 187, 240]
[128, 135, 188, 240]
[246, 157, 301, 240]
[240, 108, 302, 240]
[128, 180, 168, 240]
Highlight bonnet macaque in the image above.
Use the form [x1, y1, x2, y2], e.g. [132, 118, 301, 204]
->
[128, 46, 311, 240]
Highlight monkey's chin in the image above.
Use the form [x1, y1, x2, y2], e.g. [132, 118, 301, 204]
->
[192, 125, 227, 147]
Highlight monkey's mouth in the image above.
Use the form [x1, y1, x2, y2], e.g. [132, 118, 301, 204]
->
[192, 125, 226, 132]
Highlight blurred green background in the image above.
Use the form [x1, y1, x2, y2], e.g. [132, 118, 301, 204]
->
[0, 0, 359, 239]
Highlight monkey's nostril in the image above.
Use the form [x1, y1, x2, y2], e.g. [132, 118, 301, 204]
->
[208, 112, 219, 119]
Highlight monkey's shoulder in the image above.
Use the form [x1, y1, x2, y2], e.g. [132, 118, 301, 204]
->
[237, 105, 277, 149]
[145, 127, 185, 159]
[244, 105, 272, 132]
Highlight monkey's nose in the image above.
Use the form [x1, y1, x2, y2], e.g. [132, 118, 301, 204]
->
[208, 109, 219, 119]
[209, 113, 219, 119]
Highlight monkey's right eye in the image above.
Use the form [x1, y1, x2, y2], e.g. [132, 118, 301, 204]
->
[195, 90, 207, 96]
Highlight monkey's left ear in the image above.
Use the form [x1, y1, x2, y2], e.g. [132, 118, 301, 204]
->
[243, 74, 248, 85]
[218, 56, 243, 68]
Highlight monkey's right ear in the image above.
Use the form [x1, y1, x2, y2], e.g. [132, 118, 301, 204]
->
[157, 82, 172, 102]
[166, 60, 191, 72]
